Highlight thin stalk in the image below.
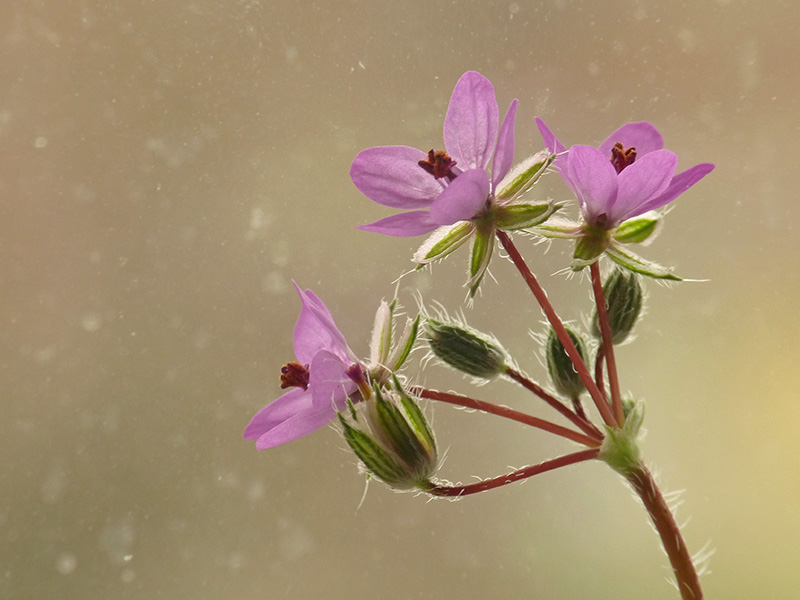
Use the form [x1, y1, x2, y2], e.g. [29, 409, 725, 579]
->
[415, 387, 601, 447]
[426, 448, 600, 496]
[594, 343, 607, 399]
[496, 230, 617, 427]
[504, 367, 603, 439]
[626, 464, 704, 600]
[590, 262, 624, 424]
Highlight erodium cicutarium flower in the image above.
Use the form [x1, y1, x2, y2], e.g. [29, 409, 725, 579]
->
[535, 118, 715, 276]
[243, 283, 365, 449]
[351, 71, 557, 294]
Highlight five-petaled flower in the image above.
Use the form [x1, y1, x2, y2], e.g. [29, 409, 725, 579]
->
[535, 118, 715, 276]
[243, 283, 365, 449]
[351, 71, 556, 294]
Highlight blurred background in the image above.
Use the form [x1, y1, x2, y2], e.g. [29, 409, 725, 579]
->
[2, 1, 798, 598]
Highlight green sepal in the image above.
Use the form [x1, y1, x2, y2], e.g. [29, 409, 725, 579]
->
[392, 375, 437, 458]
[572, 225, 612, 270]
[414, 222, 474, 264]
[467, 223, 495, 297]
[371, 385, 429, 473]
[390, 314, 420, 372]
[528, 216, 582, 239]
[495, 201, 560, 231]
[338, 414, 409, 485]
[606, 243, 683, 281]
[614, 213, 661, 244]
[495, 151, 554, 200]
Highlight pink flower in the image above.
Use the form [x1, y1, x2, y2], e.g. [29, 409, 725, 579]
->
[243, 283, 363, 449]
[350, 71, 518, 237]
[536, 118, 715, 229]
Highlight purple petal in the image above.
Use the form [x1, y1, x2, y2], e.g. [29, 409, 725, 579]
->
[535, 117, 567, 155]
[293, 283, 352, 365]
[254, 403, 338, 449]
[429, 169, 490, 226]
[350, 146, 443, 209]
[243, 387, 312, 441]
[444, 71, 499, 170]
[308, 349, 357, 409]
[598, 122, 664, 158]
[356, 210, 439, 237]
[629, 162, 716, 218]
[612, 150, 677, 225]
[564, 145, 618, 224]
[492, 99, 518, 189]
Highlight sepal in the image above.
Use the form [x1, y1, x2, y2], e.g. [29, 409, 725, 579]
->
[495, 201, 561, 231]
[606, 243, 683, 281]
[414, 222, 474, 264]
[495, 150, 555, 200]
[613, 212, 662, 244]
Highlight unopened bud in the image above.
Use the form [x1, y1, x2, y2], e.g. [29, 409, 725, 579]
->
[546, 325, 588, 399]
[426, 318, 508, 379]
[592, 269, 644, 345]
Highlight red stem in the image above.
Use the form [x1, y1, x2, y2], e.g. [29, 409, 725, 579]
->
[496, 230, 617, 427]
[503, 367, 603, 439]
[427, 448, 600, 496]
[626, 465, 704, 599]
[415, 387, 601, 447]
[590, 262, 624, 424]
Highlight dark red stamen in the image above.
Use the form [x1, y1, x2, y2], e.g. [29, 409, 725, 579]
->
[610, 142, 636, 173]
[280, 361, 310, 390]
[419, 149, 457, 180]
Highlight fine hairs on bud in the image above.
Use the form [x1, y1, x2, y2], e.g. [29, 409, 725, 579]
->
[591, 268, 645, 345]
[545, 324, 588, 399]
[424, 312, 509, 381]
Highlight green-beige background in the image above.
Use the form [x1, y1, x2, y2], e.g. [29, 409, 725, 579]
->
[3, 1, 797, 598]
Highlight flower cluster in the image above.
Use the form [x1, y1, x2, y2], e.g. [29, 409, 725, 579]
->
[244, 68, 714, 600]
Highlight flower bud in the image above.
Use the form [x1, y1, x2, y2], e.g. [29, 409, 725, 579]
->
[426, 318, 508, 380]
[591, 269, 644, 345]
[546, 325, 588, 399]
[339, 380, 437, 490]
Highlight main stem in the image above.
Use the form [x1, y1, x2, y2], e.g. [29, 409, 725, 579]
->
[589, 262, 624, 424]
[626, 464, 703, 600]
[496, 230, 616, 427]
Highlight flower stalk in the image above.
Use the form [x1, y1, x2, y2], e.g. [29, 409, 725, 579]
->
[590, 262, 624, 424]
[496, 229, 617, 427]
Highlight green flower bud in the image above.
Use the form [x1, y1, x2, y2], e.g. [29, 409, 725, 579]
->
[591, 269, 644, 345]
[546, 325, 588, 399]
[426, 318, 508, 380]
[339, 380, 437, 490]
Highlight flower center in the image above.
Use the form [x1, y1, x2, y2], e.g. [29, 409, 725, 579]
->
[280, 361, 310, 390]
[610, 142, 636, 173]
[419, 149, 457, 180]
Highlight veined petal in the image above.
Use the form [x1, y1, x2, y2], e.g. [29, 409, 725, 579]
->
[429, 168, 490, 226]
[308, 349, 357, 409]
[564, 145, 618, 224]
[492, 99, 518, 188]
[350, 145, 442, 209]
[293, 283, 352, 365]
[598, 122, 664, 158]
[254, 403, 339, 449]
[243, 387, 312, 441]
[357, 210, 439, 237]
[535, 117, 567, 155]
[444, 71, 499, 170]
[629, 162, 715, 217]
[535, 117, 574, 190]
[613, 150, 677, 225]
